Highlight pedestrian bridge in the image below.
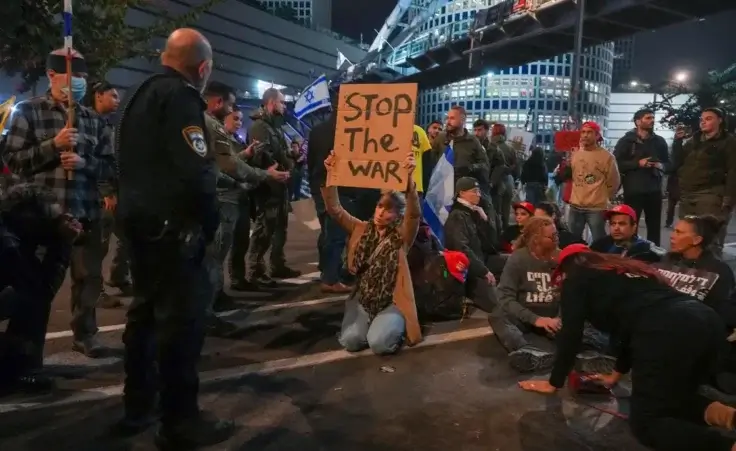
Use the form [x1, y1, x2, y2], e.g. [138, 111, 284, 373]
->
[345, 0, 736, 89]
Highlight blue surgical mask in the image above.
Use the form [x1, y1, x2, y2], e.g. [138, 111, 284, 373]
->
[61, 76, 87, 102]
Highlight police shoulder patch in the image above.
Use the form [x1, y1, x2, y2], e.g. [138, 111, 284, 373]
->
[182, 126, 207, 157]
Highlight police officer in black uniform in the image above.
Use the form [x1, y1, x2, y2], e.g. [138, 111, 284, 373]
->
[115, 28, 234, 449]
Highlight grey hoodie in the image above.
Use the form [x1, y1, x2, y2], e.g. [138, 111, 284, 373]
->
[496, 247, 558, 324]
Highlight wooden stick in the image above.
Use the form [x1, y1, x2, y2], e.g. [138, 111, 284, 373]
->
[65, 48, 74, 181]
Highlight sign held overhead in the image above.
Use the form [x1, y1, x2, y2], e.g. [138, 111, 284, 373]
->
[328, 83, 418, 191]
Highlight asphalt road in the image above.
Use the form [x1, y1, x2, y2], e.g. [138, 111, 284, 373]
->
[2, 200, 736, 450]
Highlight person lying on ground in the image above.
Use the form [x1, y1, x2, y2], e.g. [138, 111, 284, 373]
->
[589, 204, 664, 263]
[520, 245, 736, 451]
[321, 151, 422, 355]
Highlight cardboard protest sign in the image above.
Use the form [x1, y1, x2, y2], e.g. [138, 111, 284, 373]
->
[653, 263, 720, 301]
[328, 83, 418, 191]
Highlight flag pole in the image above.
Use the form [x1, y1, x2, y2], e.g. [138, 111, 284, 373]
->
[63, 0, 74, 181]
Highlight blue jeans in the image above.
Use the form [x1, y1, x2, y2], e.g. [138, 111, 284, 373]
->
[322, 195, 358, 285]
[568, 206, 607, 243]
[339, 296, 405, 355]
[524, 182, 546, 206]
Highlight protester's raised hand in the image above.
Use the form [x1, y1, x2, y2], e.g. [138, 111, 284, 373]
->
[324, 150, 336, 173]
[402, 152, 416, 175]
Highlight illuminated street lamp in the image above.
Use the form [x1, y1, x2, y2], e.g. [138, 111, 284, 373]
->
[629, 80, 639, 87]
[674, 71, 689, 83]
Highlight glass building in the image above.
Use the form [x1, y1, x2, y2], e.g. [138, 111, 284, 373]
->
[394, 0, 614, 148]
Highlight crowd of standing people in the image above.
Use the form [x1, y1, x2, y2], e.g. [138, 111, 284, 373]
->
[3, 26, 736, 451]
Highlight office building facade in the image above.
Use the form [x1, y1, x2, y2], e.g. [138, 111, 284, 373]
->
[257, 0, 332, 29]
[612, 36, 636, 88]
[410, 0, 614, 148]
[605, 92, 690, 146]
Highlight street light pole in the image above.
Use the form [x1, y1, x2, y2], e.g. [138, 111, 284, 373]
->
[568, 0, 586, 124]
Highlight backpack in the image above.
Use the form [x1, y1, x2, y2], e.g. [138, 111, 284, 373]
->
[408, 222, 467, 321]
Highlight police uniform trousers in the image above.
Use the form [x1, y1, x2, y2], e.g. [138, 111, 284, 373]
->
[101, 209, 131, 286]
[70, 220, 104, 339]
[228, 192, 252, 282]
[246, 191, 289, 278]
[122, 223, 210, 423]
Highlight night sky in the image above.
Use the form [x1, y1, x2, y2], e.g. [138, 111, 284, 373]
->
[331, 3, 736, 83]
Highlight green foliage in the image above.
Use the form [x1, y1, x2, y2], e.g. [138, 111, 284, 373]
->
[644, 63, 736, 131]
[0, 0, 224, 93]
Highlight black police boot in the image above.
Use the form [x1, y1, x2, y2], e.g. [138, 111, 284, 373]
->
[206, 316, 240, 338]
[114, 394, 160, 436]
[270, 266, 301, 279]
[154, 411, 235, 450]
[97, 291, 123, 309]
[230, 278, 260, 292]
[212, 291, 238, 312]
[0, 371, 56, 395]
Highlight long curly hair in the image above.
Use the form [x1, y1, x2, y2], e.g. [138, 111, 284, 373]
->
[565, 251, 668, 284]
[513, 216, 554, 251]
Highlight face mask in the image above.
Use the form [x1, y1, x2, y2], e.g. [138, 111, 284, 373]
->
[61, 76, 87, 102]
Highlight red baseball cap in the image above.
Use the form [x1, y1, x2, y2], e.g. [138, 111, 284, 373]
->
[443, 250, 469, 283]
[551, 243, 590, 285]
[513, 201, 535, 215]
[604, 204, 637, 223]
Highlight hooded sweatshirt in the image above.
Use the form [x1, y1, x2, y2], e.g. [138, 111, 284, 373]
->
[496, 247, 558, 324]
[613, 130, 669, 195]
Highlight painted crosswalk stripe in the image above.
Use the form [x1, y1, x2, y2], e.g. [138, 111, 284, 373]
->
[2, 326, 492, 414]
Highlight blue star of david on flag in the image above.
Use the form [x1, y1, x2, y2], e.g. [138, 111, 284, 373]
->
[294, 74, 331, 119]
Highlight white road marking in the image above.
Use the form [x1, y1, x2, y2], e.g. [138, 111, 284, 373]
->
[2, 326, 492, 414]
[46, 272, 331, 341]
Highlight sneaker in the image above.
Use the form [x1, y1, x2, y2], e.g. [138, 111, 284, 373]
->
[72, 335, 106, 358]
[108, 282, 134, 297]
[508, 346, 555, 373]
[270, 266, 301, 279]
[253, 274, 277, 288]
[575, 351, 616, 374]
[0, 371, 56, 394]
[97, 292, 123, 309]
[154, 411, 235, 450]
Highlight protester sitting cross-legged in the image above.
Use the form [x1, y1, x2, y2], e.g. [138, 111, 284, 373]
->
[0, 183, 82, 392]
[520, 245, 736, 451]
[533, 201, 584, 248]
[443, 176, 500, 313]
[589, 204, 664, 263]
[321, 151, 422, 354]
[490, 217, 610, 373]
[499, 201, 534, 253]
[490, 217, 560, 372]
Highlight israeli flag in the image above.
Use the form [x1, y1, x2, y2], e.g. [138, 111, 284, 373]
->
[294, 74, 331, 120]
[422, 142, 455, 244]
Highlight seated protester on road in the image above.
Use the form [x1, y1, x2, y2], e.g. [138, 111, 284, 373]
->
[321, 151, 422, 354]
[667, 214, 736, 394]
[520, 245, 736, 451]
[443, 177, 499, 314]
[0, 183, 81, 392]
[490, 217, 560, 372]
[500, 201, 534, 253]
[589, 204, 663, 263]
[667, 214, 736, 325]
[534, 201, 584, 248]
